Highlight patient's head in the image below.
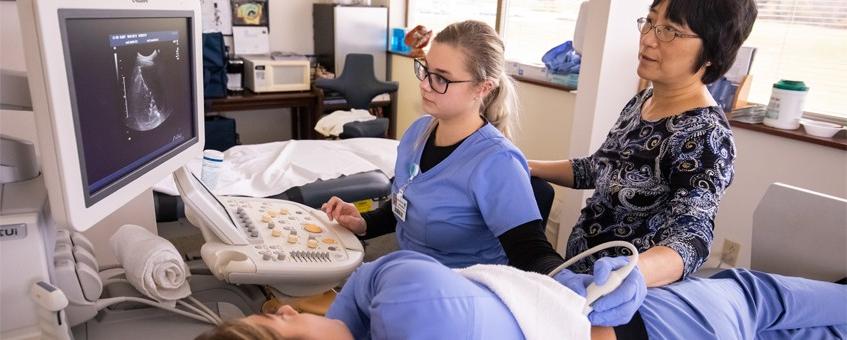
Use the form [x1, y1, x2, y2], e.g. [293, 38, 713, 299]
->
[195, 305, 353, 340]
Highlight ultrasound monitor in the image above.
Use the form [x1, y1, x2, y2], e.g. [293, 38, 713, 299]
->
[18, 0, 204, 231]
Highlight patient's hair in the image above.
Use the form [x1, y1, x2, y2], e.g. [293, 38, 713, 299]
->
[651, 0, 758, 84]
[194, 319, 287, 340]
[433, 20, 519, 140]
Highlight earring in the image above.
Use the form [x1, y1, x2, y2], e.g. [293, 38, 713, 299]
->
[705, 61, 712, 67]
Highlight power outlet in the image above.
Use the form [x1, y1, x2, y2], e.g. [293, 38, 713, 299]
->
[721, 239, 741, 267]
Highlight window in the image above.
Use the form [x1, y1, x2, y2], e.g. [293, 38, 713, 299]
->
[406, 0, 498, 36]
[501, 0, 582, 65]
[406, 0, 583, 66]
[745, 0, 847, 120]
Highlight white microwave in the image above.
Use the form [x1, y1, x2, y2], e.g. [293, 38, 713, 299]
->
[243, 55, 311, 93]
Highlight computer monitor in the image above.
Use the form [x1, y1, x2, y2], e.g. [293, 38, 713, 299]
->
[18, 0, 204, 231]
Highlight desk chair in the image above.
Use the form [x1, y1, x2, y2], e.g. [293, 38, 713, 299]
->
[314, 53, 398, 138]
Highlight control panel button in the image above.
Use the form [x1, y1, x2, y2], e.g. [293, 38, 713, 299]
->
[322, 238, 337, 244]
[267, 222, 275, 229]
[261, 214, 272, 223]
[288, 235, 298, 244]
[307, 239, 318, 249]
[279, 209, 289, 215]
[303, 224, 322, 234]
[271, 229, 282, 237]
[268, 210, 279, 218]
[250, 230, 259, 238]
[277, 253, 286, 260]
[263, 254, 272, 261]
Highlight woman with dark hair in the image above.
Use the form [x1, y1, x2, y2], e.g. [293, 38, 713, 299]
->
[530, 0, 758, 295]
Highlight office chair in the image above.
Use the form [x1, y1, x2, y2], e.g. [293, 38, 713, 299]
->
[531, 176, 555, 231]
[314, 53, 398, 138]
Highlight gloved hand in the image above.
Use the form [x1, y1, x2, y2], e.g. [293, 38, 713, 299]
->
[552, 268, 594, 297]
[587, 256, 647, 327]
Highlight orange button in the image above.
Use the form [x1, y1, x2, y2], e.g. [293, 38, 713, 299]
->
[303, 224, 322, 234]
[321, 238, 337, 244]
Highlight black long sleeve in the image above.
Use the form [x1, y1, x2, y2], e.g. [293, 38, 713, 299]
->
[498, 220, 565, 275]
[359, 200, 397, 240]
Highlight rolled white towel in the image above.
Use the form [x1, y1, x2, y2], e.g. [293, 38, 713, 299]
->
[109, 224, 191, 303]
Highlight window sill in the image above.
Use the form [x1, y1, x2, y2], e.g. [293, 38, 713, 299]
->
[729, 120, 847, 151]
[511, 75, 576, 93]
[388, 50, 416, 58]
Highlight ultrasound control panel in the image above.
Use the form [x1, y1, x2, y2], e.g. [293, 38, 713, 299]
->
[174, 167, 363, 297]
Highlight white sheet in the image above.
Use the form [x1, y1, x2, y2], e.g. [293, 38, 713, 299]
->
[154, 138, 398, 197]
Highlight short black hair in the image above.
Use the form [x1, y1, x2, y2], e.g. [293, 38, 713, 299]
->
[650, 0, 758, 84]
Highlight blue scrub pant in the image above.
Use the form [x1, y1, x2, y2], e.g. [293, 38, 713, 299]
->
[639, 268, 847, 339]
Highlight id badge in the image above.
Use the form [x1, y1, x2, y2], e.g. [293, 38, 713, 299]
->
[392, 192, 408, 222]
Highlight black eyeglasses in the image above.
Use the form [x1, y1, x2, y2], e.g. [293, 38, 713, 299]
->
[413, 59, 474, 94]
[637, 17, 699, 42]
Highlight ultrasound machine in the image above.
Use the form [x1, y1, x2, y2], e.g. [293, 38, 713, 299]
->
[0, 1, 363, 338]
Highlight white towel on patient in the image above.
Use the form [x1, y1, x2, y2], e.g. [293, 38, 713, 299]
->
[456, 265, 590, 340]
[314, 109, 376, 137]
[109, 224, 191, 303]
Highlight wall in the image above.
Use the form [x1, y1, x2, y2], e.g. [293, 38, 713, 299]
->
[708, 128, 847, 268]
[0, 2, 24, 72]
[511, 83, 577, 243]
[557, 0, 651, 250]
[389, 54, 422, 137]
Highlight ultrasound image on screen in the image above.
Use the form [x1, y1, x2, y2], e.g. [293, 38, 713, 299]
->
[112, 31, 181, 131]
[63, 16, 196, 200]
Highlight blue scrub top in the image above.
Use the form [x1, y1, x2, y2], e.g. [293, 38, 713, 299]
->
[392, 116, 541, 268]
[326, 251, 525, 340]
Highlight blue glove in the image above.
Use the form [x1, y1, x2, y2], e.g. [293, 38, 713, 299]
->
[552, 268, 593, 297]
[587, 256, 647, 327]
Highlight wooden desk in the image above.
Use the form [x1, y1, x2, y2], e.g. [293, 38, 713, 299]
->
[206, 89, 321, 140]
[206, 88, 395, 140]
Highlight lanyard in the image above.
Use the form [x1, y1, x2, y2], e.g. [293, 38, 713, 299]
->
[397, 163, 420, 197]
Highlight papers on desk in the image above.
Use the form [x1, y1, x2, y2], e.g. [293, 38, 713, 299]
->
[233, 26, 270, 55]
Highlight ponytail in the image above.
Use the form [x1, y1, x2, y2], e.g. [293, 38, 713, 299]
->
[481, 72, 518, 140]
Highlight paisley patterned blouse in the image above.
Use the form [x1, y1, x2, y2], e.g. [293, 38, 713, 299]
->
[565, 88, 735, 279]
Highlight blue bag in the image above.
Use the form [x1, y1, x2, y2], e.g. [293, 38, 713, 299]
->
[202, 32, 228, 98]
[542, 40, 581, 75]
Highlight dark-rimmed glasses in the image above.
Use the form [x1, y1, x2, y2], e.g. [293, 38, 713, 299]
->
[413, 58, 474, 94]
[637, 17, 699, 42]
